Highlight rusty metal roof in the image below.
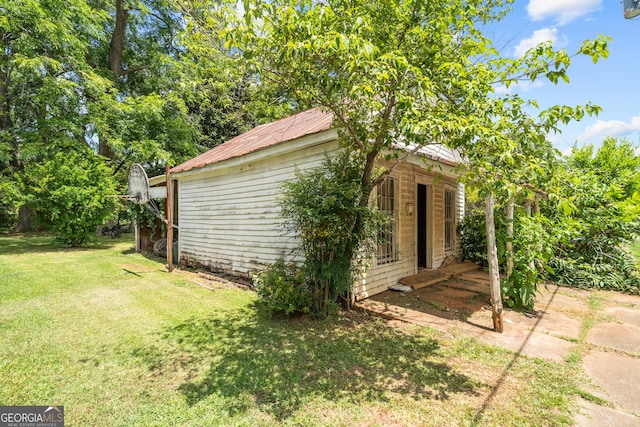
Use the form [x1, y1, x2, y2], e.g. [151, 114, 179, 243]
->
[171, 107, 462, 174]
[171, 108, 334, 173]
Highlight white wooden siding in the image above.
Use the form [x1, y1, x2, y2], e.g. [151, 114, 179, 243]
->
[177, 136, 340, 277]
[176, 133, 464, 298]
[354, 164, 463, 299]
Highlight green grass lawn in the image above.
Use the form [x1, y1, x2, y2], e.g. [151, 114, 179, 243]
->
[1, 234, 586, 426]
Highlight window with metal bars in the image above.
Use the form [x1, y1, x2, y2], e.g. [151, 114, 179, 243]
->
[376, 177, 397, 264]
[444, 188, 455, 253]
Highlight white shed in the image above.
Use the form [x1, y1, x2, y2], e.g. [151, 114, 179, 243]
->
[156, 108, 465, 299]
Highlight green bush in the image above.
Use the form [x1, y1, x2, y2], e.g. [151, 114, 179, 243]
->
[549, 240, 640, 294]
[459, 138, 640, 307]
[0, 178, 19, 230]
[545, 139, 640, 294]
[458, 207, 489, 267]
[279, 153, 384, 317]
[501, 213, 555, 309]
[631, 240, 640, 265]
[20, 149, 118, 246]
[459, 201, 551, 310]
[252, 260, 311, 316]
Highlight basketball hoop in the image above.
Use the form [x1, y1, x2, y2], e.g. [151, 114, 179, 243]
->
[126, 164, 176, 228]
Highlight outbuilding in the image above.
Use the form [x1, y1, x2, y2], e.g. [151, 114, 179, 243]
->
[149, 108, 465, 299]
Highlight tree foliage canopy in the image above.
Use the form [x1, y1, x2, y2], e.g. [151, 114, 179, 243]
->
[225, 0, 609, 196]
[216, 0, 610, 313]
[0, 0, 271, 235]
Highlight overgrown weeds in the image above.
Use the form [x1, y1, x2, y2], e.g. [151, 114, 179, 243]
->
[460, 138, 640, 307]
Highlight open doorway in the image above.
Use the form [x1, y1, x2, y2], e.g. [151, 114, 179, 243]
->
[417, 183, 429, 269]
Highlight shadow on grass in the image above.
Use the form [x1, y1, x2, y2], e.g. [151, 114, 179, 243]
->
[0, 233, 129, 255]
[134, 307, 480, 421]
[130, 249, 167, 264]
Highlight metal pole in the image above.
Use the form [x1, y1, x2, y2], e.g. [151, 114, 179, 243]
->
[166, 164, 173, 272]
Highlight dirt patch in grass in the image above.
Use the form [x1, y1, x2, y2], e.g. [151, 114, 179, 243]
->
[371, 278, 492, 321]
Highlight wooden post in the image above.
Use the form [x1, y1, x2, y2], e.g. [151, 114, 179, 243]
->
[505, 196, 514, 279]
[134, 219, 140, 252]
[525, 198, 535, 273]
[533, 194, 542, 274]
[166, 165, 173, 272]
[485, 193, 504, 333]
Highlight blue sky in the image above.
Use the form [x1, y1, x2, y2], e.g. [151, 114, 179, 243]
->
[485, 0, 640, 154]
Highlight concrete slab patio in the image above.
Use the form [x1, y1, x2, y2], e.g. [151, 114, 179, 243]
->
[356, 267, 640, 426]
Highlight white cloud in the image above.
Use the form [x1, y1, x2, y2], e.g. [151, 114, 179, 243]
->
[515, 79, 545, 92]
[493, 79, 544, 95]
[578, 115, 640, 142]
[527, 0, 602, 25]
[546, 133, 565, 146]
[493, 84, 510, 95]
[493, 79, 545, 95]
[513, 27, 564, 57]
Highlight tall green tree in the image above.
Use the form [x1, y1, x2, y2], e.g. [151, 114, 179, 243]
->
[177, 0, 296, 149]
[0, 0, 112, 229]
[212, 0, 608, 328]
[0, 0, 264, 232]
[87, 0, 201, 176]
[21, 149, 118, 245]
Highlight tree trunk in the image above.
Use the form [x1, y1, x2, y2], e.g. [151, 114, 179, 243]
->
[525, 198, 535, 272]
[485, 193, 504, 333]
[1, 73, 36, 231]
[16, 205, 35, 232]
[361, 150, 379, 196]
[100, 0, 130, 160]
[533, 194, 542, 274]
[109, 0, 129, 78]
[505, 196, 514, 279]
[0, 78, 9, 130]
